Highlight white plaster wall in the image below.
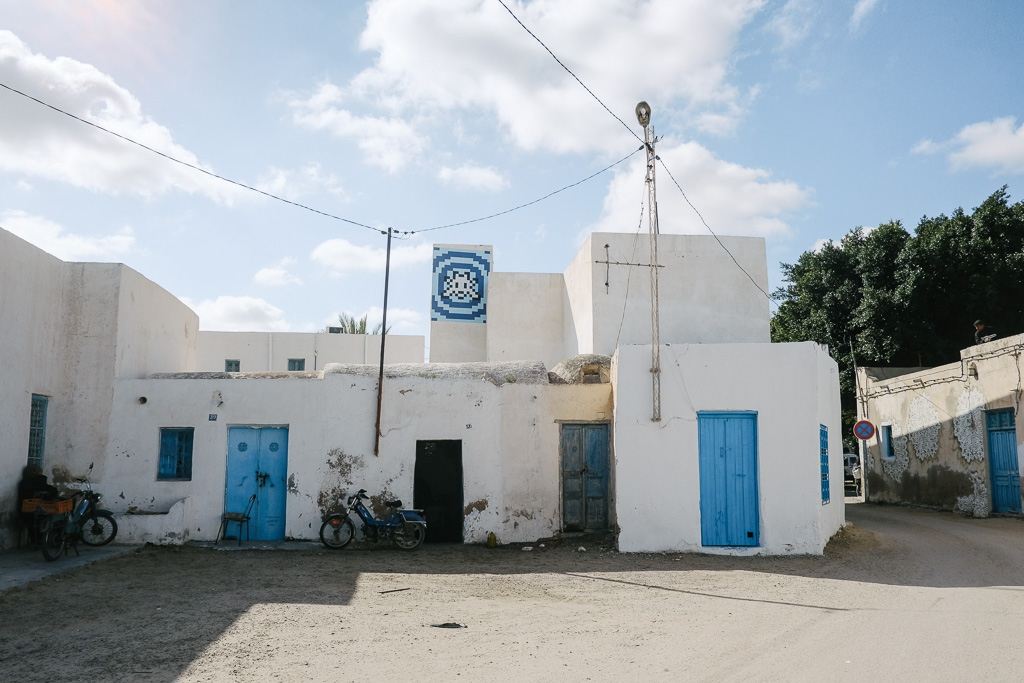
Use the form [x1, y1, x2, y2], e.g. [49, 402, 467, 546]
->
[429, 321, 486, 362]
[588, 233, 770, 355]
[0, 229, 69, 545]
[563, 236, 595, 355]
[817, 346, 845, 536]
[613, 342, 842, 555]
[486, 272, 566, 368]
[104, 372, 611, 544]
[196, 332, 424, 372]
[115, 267, 198, 377]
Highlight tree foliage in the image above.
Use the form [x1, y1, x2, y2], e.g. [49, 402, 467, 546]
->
[771, 187, 1024, 448]
[335, 312, 387, 335]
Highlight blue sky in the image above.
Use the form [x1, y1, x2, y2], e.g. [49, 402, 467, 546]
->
[2, 1, 1023, 350]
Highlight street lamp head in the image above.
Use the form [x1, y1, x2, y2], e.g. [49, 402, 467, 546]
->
[635, 101, 651, 127]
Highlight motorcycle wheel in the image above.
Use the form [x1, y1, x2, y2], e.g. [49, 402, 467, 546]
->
[79, 511, 118, 546]
[392, 521, 426, 550]
[41, 519, 66, 562]
[319, 516, 355, 549]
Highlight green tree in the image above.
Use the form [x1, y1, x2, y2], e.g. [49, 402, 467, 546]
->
[772, 187, 1024, 449]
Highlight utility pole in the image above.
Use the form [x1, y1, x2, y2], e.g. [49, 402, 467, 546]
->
[374, 227, 392, 456]
[636, 101, 661, 422]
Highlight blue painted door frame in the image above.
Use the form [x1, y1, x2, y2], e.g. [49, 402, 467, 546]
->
[560, 423, 610, 532]
[698, 412, 759, 547]
[986, 410, 1021, 514]
[226, 426, 289, 540]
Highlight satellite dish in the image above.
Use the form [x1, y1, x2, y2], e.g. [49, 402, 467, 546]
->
[635, 101, 651, 127]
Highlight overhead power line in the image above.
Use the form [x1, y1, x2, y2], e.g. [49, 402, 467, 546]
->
[1, 80, 636, 240]
[0, 81, 384, 235]
[493, 0, 781, 308]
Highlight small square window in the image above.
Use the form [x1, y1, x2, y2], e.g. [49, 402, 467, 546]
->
[159, 428, 194, 480]
[288, 358, 305, 371]
[225, 359, 240, 372]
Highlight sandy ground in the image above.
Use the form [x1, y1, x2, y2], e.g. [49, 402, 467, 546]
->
[1, 504, 1023, 683]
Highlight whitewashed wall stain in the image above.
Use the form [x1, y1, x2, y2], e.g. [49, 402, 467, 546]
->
[907, 396, 940, 461]
[954, 387, 986, 463]
[955, 470, 989, 518]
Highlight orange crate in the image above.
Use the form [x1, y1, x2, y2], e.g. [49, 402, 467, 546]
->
[21, 498, 72, 514]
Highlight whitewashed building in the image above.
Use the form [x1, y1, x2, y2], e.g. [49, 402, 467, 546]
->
[2, 225, 844, 554]
[857, 335, 1024, 516]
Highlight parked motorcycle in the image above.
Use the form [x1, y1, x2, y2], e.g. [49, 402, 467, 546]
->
[320, 488, 426, 551]
[36, 464, 118, 561]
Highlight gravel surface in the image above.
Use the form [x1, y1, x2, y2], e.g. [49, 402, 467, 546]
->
[1, 504, 1022, 682]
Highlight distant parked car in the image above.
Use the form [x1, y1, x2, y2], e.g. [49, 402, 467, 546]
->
[844, 453, 861, 495]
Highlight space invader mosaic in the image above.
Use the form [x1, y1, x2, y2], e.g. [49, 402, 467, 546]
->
[431, 246, 492, 323]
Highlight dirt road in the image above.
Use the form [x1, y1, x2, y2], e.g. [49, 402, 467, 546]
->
[1, 504, 1022, 682]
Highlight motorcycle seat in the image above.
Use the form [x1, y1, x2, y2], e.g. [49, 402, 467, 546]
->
[385, 499, 403, 508]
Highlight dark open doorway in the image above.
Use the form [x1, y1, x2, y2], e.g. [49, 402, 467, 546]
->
[414, 440, 464, 543]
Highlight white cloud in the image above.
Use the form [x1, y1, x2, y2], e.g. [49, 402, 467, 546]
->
[910, 139, 942, 156]
[254, 258, 303, 287]
[587, 138, 809, 238]
[849, 0, 881, 31]
[0, 30, 242, 202]
[1, 209, 135, 261]
[310, 237, 432, 276]
[766, 0, 818, 50]
[287, 0, 765, 169]
[912, 117, 1024, 174]
[14, 179, 32, 192]
[255, 163, 348, 201]
[286, 83, 428, 173]
[182, 295, 290, 332]
[364, 305, 423, 332]
[437, 164, 509, 191]
[947, 117, 1024, 174]
[811, 238, 830, 253]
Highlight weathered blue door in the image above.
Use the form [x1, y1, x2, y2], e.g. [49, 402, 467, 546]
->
[698, 412, 759, 546]
[987, 410, 1021, 514]
[561, 423, 609, 532]
[226, 426, 289, 540]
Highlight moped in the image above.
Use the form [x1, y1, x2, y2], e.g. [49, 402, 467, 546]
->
[29, 464, 118, 561]
[319, 488, 427, 551]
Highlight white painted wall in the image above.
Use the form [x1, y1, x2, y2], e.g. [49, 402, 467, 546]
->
[196, 331, 424, 372]
[1, 227, 200, 547]
[486, 272, 566, 368]
[613, 342, 843, 555]
[429, 321, 486, 362]
[434, 232, 771, 365]
[103, 370, 611, 545]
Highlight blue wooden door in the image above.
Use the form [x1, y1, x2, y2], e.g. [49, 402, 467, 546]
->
[987, 410, 1021, 514]
[698, 412, 759, 546]
[561, 423, 609, 532]
[226, 426, 289, 540]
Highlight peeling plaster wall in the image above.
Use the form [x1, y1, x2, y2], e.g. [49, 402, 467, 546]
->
[104, 372, 611, 545]
[859, 338, 1024, 513]
[613, 342, 843, 556]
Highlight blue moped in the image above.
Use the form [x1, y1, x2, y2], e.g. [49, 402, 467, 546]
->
[319, 488, 427, 550]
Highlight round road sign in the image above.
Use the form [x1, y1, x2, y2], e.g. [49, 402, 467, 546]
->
[854, 420, 875, 440]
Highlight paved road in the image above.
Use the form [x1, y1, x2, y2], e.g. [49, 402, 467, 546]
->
[0, 504, 1021, 682]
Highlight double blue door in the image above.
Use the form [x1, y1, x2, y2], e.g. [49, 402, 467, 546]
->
[698, 412, 759, 546]
[987, 410, 1021, 514]
[561, 423, 609, 532]
[226, 426, 289, 540]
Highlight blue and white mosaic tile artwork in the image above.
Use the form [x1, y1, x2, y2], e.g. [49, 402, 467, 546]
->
[431, 246, 492, 323]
